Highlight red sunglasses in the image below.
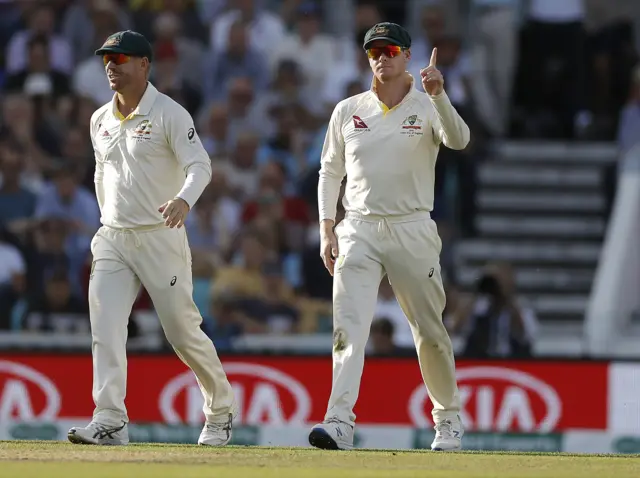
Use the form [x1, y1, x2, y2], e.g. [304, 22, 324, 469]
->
[366, 45, 404, 60]
[102, 53, 131, 66]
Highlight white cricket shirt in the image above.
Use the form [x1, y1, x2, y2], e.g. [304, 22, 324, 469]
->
[318, 75, 470, 221]
[90, 82, 212, 229]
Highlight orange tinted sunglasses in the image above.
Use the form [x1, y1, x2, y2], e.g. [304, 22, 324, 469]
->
[102, 53, 131, 66]
[366, 45, 403, 60]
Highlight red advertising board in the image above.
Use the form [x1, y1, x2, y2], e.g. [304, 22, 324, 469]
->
[0, 355, 608, 431]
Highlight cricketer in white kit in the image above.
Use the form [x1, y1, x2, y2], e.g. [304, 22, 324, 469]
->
[309, 23, 470, 452]
[68, 31, 236, 446]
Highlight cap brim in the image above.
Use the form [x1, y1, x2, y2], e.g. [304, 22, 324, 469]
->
[95, 46, 149, 59]
[363, 37, 404, 50]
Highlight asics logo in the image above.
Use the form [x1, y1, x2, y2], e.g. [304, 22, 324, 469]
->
[92, 422, 126, 439]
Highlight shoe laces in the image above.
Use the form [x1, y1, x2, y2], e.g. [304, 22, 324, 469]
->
[325, 417, 343, 426]
[434, 420, 454, 439]
[205, 415, 232, 435]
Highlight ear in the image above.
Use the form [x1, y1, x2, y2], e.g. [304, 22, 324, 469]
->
[404, 48, 411, 61]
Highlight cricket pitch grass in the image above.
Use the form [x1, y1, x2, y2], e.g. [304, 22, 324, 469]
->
[1, 441, 639, 478]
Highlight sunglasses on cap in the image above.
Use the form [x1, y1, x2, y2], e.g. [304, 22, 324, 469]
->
[102, 53, 131, 66]
[366, 45, 404, 60]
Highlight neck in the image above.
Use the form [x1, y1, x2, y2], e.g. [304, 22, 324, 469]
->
[374, 74, 410, 109]
[116, 82, 148, 116]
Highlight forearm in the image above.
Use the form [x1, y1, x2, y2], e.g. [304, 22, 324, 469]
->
[95, 178, 105, 213]
[176, 163, 212, 208]
[318, 172, 342, 223]
[430, 91, 470, 150]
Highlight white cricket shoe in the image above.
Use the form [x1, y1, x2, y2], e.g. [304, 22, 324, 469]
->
[308, 417, 354, 450]
[198, 413, 233, 446]
[431, 416, 464, 451]
[68, 420, 129, 445]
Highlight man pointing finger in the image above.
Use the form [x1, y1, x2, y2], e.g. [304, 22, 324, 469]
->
[421, 47, 444, 96]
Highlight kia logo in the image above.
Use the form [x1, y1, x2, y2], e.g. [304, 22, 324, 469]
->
[408, 366, 562, 432]
[0, 360, 61, 421]
[159, 362, 311, 425]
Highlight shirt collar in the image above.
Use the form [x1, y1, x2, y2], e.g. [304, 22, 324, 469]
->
[370, 72, 416, 108]
[111, 81, 158, 119]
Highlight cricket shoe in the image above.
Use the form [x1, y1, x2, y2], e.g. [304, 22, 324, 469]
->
[308, 417, 354, 450]
[198, 413, 233, 446]
[431, 416, 464, 451]
[68, 420, 129, 445]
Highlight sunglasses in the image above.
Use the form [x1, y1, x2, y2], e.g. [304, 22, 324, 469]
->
[366, 45, 404, 60]
[102, 53, 131, 66]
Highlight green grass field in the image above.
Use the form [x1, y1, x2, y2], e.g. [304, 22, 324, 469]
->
[1, 441, 639, 478]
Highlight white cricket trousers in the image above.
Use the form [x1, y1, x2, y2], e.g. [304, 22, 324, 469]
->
[326, 211, 461, 426]
[89, 224, 235, 425]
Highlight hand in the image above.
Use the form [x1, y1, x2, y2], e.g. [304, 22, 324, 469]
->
[320, 220, 339, 276]
[420, 48, 444, 96]
[158, 197, 190, 228]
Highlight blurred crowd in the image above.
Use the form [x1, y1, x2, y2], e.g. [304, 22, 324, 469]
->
[0, 0, 638, 358]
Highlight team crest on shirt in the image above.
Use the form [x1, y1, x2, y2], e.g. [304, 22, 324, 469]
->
[400, 114, 423, 136]
[132, 119, 153, 142]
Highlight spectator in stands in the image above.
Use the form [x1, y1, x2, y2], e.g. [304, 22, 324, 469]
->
[584, 0, 640, 140]
[225, 131, 262, 200]
[185, 172, 242, 264]
[205, 295, 244, 351]
[271, 2, 337, 94]
[131, 0, 209, 45]
[151, 11, 205, 93]
[152, 41, 201, 115]
[25, 218, 80, 299]
[256, 101, 312, 183]
[0, 228, 26, 330]
[250, 59, 316, 142]
[204, 18, 269, 105]
[467, 0, 519, 138]
[513, 0, 589, 139]
[3, 34, 71, 98]
[59, 126, 94, 192]
[211, 230, 278, 303]
[21, 267, 88, 333]
[5, 3, 73, 75]
[70, 2, 122, 106]
[221, 76, 260, 150]
[1, 93, 60, 164]
[210, 0, 286, 64]
[373, 278, 414, 348]
[0, 140, 37, 232]
[449, 263, 538, 358]
[368, 317, 404, 356]
[322, 28, 372, 111]
[234, 260, 300, 334]
[200, 103, 232, 157]
[62, 0, 132, 66]
[35, 163, 99, 255]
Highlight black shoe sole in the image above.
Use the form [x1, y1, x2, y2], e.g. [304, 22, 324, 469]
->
[308, 428, 340, 450]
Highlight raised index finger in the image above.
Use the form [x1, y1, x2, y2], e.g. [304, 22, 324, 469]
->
[429, 47, 437, 67]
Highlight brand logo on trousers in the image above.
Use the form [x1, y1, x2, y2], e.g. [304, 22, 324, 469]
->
[428, 268, 434, 277]
[159, 362, 312, 425]
[408, 366, 562, 432]
[0, 361, 61, 422]
[170, 276, 177, 286]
